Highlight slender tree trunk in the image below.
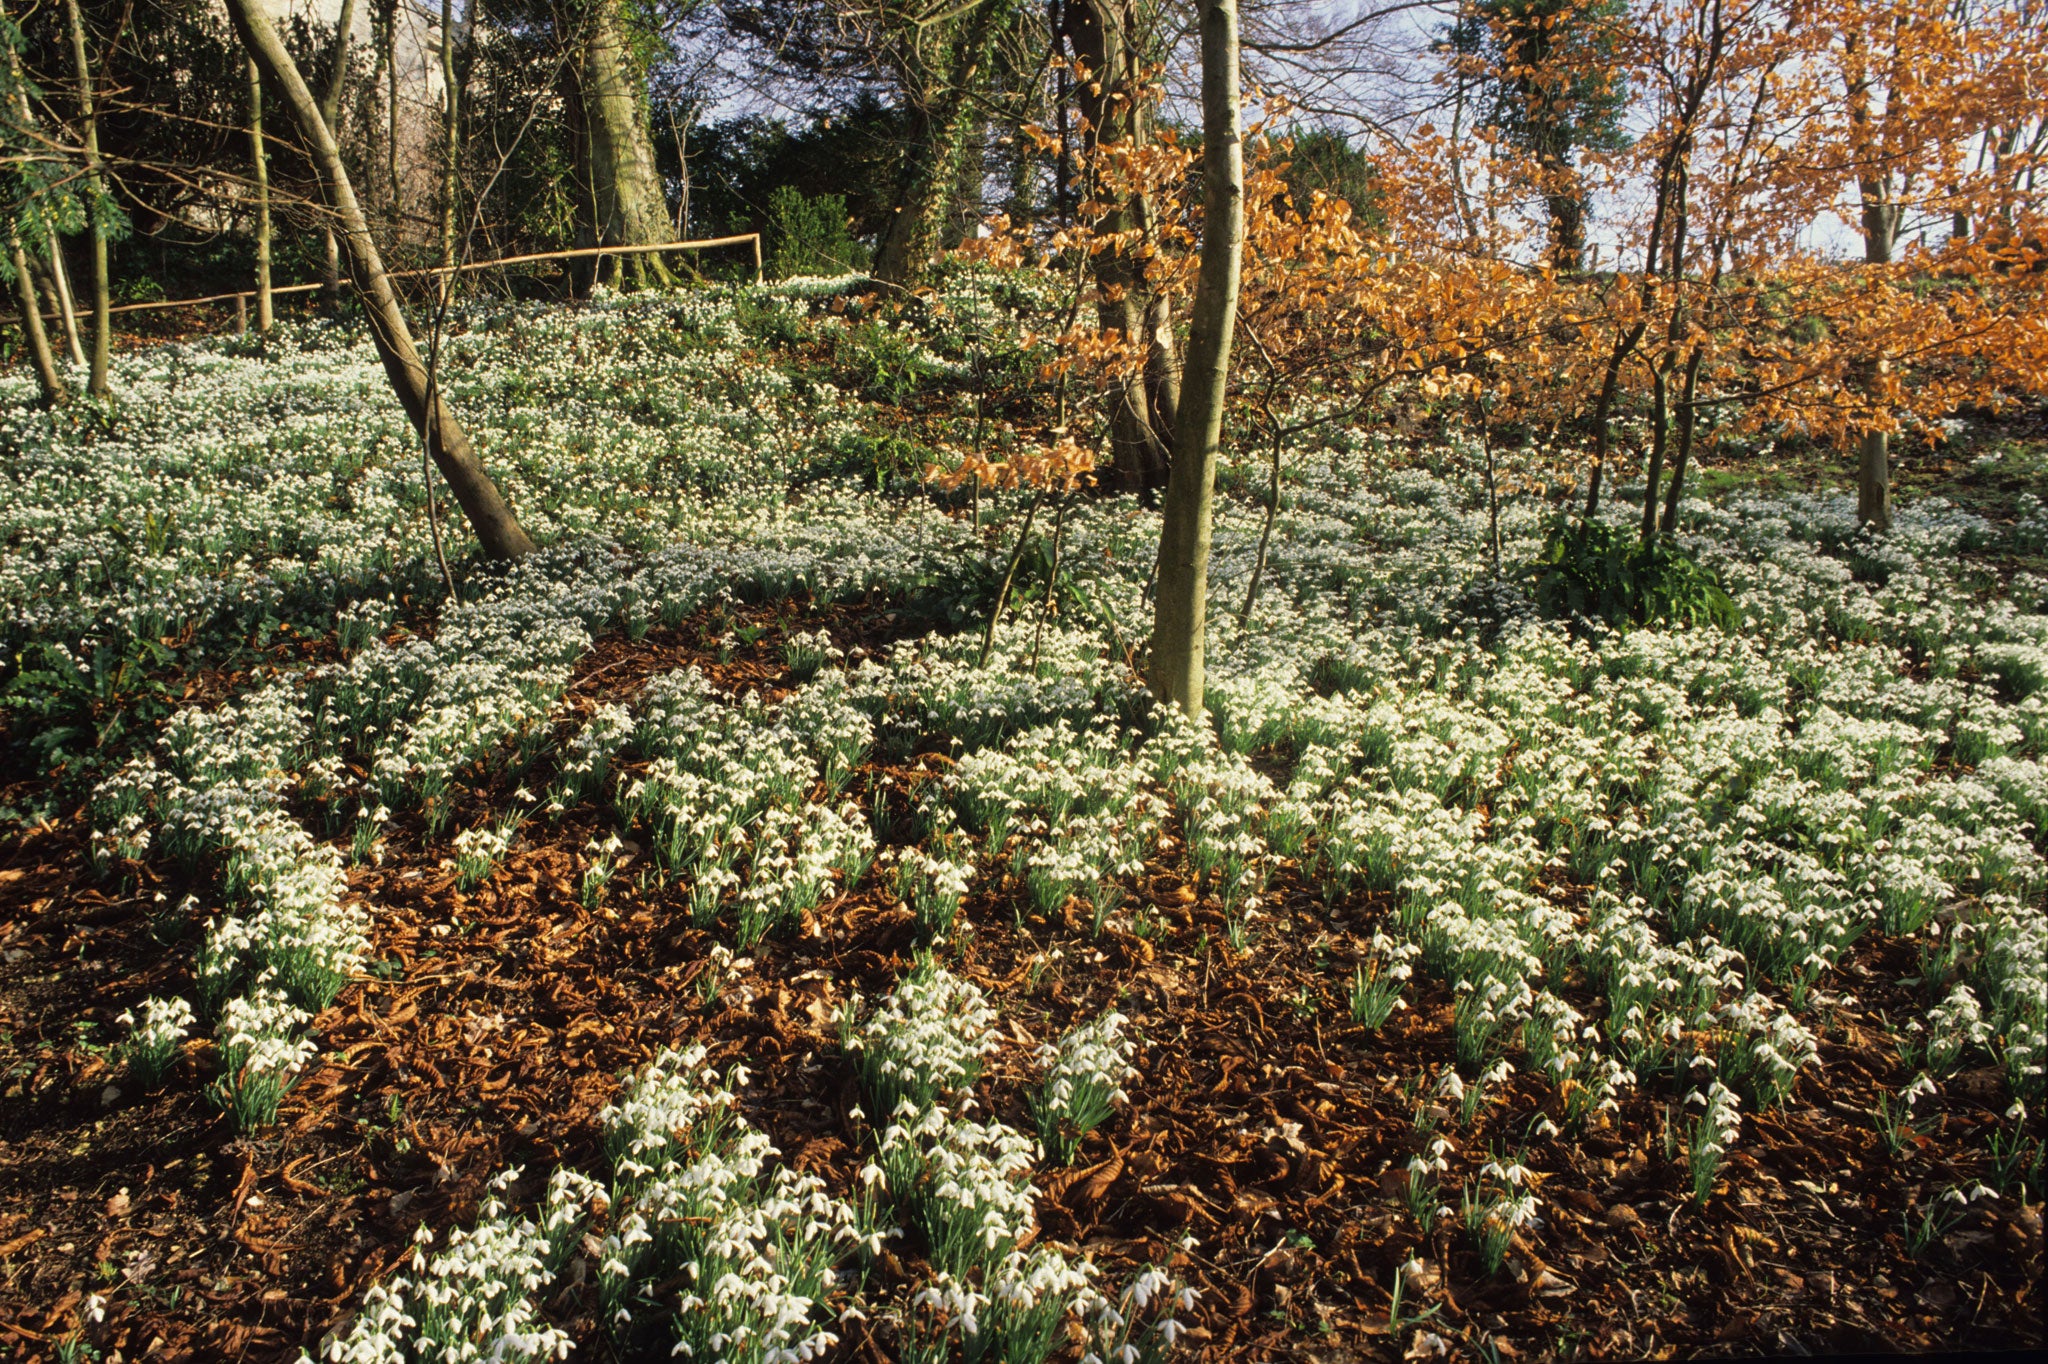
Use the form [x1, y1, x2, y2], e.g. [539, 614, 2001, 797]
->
[64, 0, 109, 397]
[438, 0, 460, 269]
[1582, 318, 1645, 519]
[369, 0, 391, 229]
[321, 0, 359, 302]
[1448, 64, 1480, 243]
[1855, 214, 1895, 532]
[1641, 362, 1669, 541]
[580, 0, 674, 288]
[1148, 0, 1241, 718]
[1844, 27, 1897, 531]
[1660, 346, 1704, 534]
[666, 98, 693, 236]
[46, 230, 83, 366]
[1483, 419, 1501, 577]
[1239, 420, 1281, 621]
[10, 232, 66, 406]
[222, 0, 535, 560]
[248, 59, 273, 332]
[382, 0, 399, 233]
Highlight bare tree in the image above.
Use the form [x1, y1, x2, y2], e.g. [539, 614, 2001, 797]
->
[222, 0, 537, 560]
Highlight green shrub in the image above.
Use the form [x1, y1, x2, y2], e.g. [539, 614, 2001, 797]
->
[1523, 516, 1736, 632]
[764, 186, 865, 278]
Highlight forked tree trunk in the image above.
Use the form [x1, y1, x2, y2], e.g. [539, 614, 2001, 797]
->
[222, 0, 536, 560]
[581, 0, 673, 288]
[10, 232, 67, 406]
[1148, 0, 1242, 718]
[64, 0, 108, 397]
[247, 59, 272, 332]
[1660, 346, 1704, 534]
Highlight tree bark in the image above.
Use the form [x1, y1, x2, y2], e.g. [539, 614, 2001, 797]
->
[1148, 0, 1241, 718]
[320, 0, 360, 303]
[580, 0, 673, 288]
[874, 0, 1011, 283]
[1064, 0, 1172, 490]
[64, 0, 108, 397]
[247, 59, 272, 332]
[222, 0, 536, 560]
[378, 0, 398, 233]
[1844, 26, 1897, 531]
[10, 232, 67, 406]
[438, 0, 462, 268]
[1660, 345, 1704, 534]
[1641, 361, 1670, 541]
[46, 230, 83, 366]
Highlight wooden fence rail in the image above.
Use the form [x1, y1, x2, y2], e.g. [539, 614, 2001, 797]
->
[2, 233, 763, 327]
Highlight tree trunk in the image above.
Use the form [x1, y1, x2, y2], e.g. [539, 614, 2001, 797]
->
[320, 0, 360, 303]
[248, 59, 272, 332]
[46, 230, 84, 366]
[10, 232, 67, 406]
[1660, 346, 1704, 534]
[874, 0, 1011, 283]
[1544, 173, 1587, 275]
[1581, 318, 1645, 519]
[1148, 0, 1241, 719]
[64, 0, 109, 397]
[438, 0, 461, 268]
[222, 0, 536, 561]
[380, 0, 398, 233]
[580, 0, 673, 288]
[1641, 362, 1669, 542]
[1064, 0, 1172, 490]
[1844, 27, 1897, 532]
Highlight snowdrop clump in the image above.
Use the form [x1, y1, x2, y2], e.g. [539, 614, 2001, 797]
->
[211, 984, 318, 1130]
[314, 1166, 603, 1364]
[1031, 1010, 1138, 1164]
[843, 961, 1001, 1115]
[598, 1046, 871, 1359]
[844, 965, 1191, 1364]
[117, 995, 194, 1087]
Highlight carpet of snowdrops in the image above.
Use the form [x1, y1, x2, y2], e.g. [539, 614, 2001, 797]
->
[1, 269, 2044, 1362]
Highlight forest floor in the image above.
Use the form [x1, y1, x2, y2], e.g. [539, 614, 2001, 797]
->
[1, 593, 2040, 1363]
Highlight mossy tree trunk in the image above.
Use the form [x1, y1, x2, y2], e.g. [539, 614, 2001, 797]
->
[580, 0, 673, 289]
[873, 0, 1012, 284]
